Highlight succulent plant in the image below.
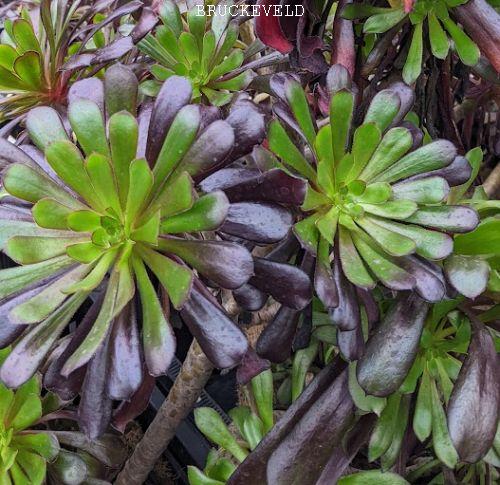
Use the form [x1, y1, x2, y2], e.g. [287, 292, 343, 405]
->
[351, 299, 499, 470]
[343, 0, 480, 83]
[0, 348, 126, 484]
[0, 65, 270, 437]
[189, 369, 274, 484]
[0, 0, 148, 123]
[267, 64, 478, 310]
[138, 0, 254, 105]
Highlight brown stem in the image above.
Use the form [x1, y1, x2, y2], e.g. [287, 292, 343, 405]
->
[453, 0, 500, 73]
[115, 340, 213, 485]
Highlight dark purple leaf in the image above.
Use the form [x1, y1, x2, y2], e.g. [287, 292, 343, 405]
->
[227, 359, 346, 485]
[221, 202, 293, 244]
[448, 317, 499, 462]
[159, 237, 254, 290]
[328, 254, 359, 331]
[180, 285, 248, 369]
[225, 97, 266, 161]
[106, 303, 143, 401]
[180, 120, 235, 181]
[337, 321, 365, 362]
[207, 168, 307, 206]
[146, 76, 193, 163]
[314, 259, 339, 310]
[0, 136, 39, 170]
[256, 306, 300, 362]
[136, 103, 153, 159]
[236, 348, 271, 385]
[266, 370, 355, 485]
[131, 7, 159, 42]
[112, 370, 156, 433]
[406, 156, 472, 187]
[399, 256, 446, 302]
[78, 333, 113, 439]
[400, 120, 423, 150]
[356, 288, 379, 327]
[356, 293, 429, 397]
[250, 257, 312, 310]
[233, 283, 268, 311]
[198, 105, 222, 132]
[200, 168, 261, 192]
[387, 82, 415, 128]
[68, 78, 104, 111]
[316, 414, 376, 485]
[44, 293, 104, 400]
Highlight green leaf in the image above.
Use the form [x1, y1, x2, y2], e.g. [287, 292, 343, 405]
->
[146, 172, 194, 222]
[64, 249, 118, 293]
[12, 450, 46, 484]
[338, 470, 409, 484]
[381, 395, 411, 470]
[131, 212, 160, 244]
[428, 13, 449, 59]
[26, 107, 69, 152]
[449, 147, 482, 203]
[201, 31, 216, 73]
[12, 432, 59, 461]
[315, 125, 334, 164]
[268, 120, 317, 182]
[330, 90, 354, 165]
[12, 19, 41, 54]
[286, 80, 316, 146]
[45, 141, 104, 211]
[0, 255, 74, 300]
[348, 362, 387, 415]
[125, 159, 153, 232]
[32, 199, 72, 230]
[442, 17, 479, 66]
[404, 206, 478, 233]
[363, 91, 400, 133]
[316, 207, 339, 244]
[355, 182, 392, 204]
[194, 408, 248, 462]
[413, 368, 432, 441]
[66, 241, 104, 263]
[188, 466, 225, 485]
[108, 111, 139, 206]
[0, 44, 18, 70]
[61, 256, 135, 375]
[3, 163, 80, 209]
[159, 0, 183, 37]
[444, 254, 489, 298]
[188, 5, 207, 46]
[368, 393, 402, 461]
[0, 65, 24, 90]
[356, 216, 416, 257]
[160, 191, 228, 234]
[137, 245, 193, 309]
[85, 153, 122, 217]
[293, 214, 320, 254]
[348, 123, 382, 182]
[392, 176, 449, 204]
[403, 22, 423, 84]
[210, 70, 253, 91]
[360, 127, 413, 181]
[152, 105, 200, 194]
[338, 225, 375, 288]
[67, 210, 101, 232]
[9, 265, 90, 324]
[453, 219, 500, 255]
[6, 376, 41, 430]
[68, 100, 109, 157]
[430, 378, 459, 468]
[359, 200, 418, 220]
[209, 50, 244, 80]
[13, 51, 42, 90]
[251, 369, 274, 433]
[363, 8, 407, 34]
[133, 256, 174, 376]
[179, 32, 200, 65]
[291, 339, 319, 402]
[301, 185, 330, 211]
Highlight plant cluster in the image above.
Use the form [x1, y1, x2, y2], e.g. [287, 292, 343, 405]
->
[0, 0, 499, 484]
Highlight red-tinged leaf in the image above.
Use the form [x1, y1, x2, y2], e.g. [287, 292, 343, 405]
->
[106, 303, 143, 401]
[112, 371, 156, 433]
[249, 258, 312, 310]
[356, 294, 429, 397]
[180, 285, 248, 369]
[256, 306, 300, 363]
[448, 317, 499, 463]
[221, 202, 294, 244]
[254, 0, 294, 54]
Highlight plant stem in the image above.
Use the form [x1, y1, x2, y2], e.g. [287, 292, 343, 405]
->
[115, 339, 213, 485]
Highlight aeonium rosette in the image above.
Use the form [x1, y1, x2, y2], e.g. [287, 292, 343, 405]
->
[0, 65, 268, 437]
[237, 65, 480, 363]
